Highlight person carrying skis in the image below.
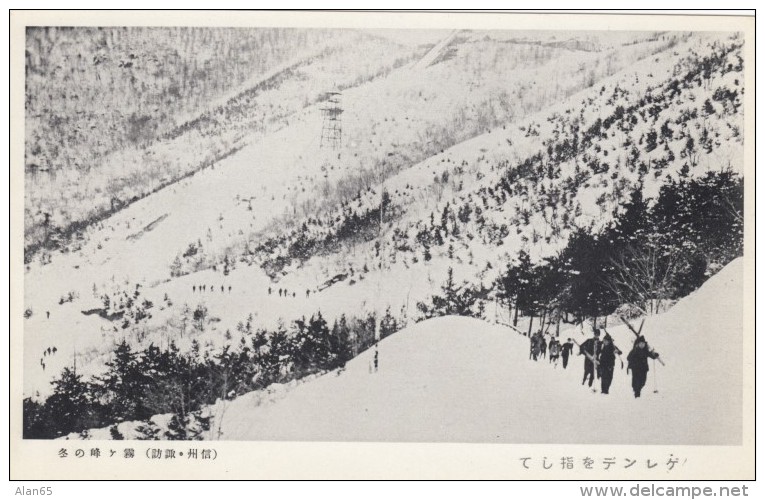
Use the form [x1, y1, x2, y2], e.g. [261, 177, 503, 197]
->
[561, 338, 574, 369]
[579, 328, 602, 387]
[539, 334, 547, 359]
[529, 332, 540, 361]
[598, 333, 621, 394]
[548, 338, 560, 364]
[626, 335, 660, 398]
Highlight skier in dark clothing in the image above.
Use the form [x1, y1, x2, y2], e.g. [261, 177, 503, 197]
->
[529, 333, 540, 361]
[539, 335, 547, 359]
[561, 339, 574, 369]
[598, 334, 621, 394]
[579, 328, 602, 387]
[627, 335, 660, 398]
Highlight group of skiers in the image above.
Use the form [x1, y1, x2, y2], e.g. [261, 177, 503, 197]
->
[576, 328, 661, 398]
[528, 326, 661, 398]
[528, 332, 574, 368]
[39, 345, 58, 371]
[192, 284, 232, 293]
[267, 287, 313, 298]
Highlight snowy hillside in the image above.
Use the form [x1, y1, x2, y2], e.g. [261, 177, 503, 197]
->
[211, 258, 742, 444]
[249, 31, 743, 290]
[21, 29, 746, 443]
[67, 257, 741, 443]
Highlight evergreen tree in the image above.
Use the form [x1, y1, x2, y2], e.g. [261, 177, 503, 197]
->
[380, 307, 398, 339]
[559, 228, 619, 323]
[497, 251, 533, 326]
[45, 367, 104, 437]
[331, 314, 354, 362]
[98, 341, 152, 422]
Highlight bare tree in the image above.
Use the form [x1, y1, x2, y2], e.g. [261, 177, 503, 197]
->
[605, 242, 684, 315]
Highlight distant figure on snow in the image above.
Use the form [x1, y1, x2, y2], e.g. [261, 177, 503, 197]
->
[228, 286, 232, 293]
[221, 285, 224, 293]
[539, 335, 547, 359]
[626, 335, 659, 398]
[598, 334, 621, 394]
[292, 292, 296, 298]
[52, 346, 57, 354]
[46, 311, 50, 319]
[561, 339, 574, 369]
[306, 289, 310, 298]
[193, 285, 196, 293]
[579, 328, 602, 387]
[268, 287, 272, 295]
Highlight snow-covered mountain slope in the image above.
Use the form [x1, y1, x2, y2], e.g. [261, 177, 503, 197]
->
[212, 258, 742, 445]
[22, 30, 745, 413]
[254, 32, 743, 275]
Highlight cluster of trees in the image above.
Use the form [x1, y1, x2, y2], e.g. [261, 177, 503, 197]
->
[90, 284, 154, 328]
[170, 240, 213, 278]
[24, 308, 403, 439]
[255, 189, 396, 279]
[417, 267, 490, 319]
[495, 170, 743, 329]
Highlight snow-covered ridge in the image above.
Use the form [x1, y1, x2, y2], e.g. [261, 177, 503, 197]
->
[210, 258, 742, 444]
[65, 257, 740, 443]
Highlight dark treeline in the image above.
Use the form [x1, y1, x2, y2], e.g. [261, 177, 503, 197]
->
[24, 308, 402, 439]
[495, 169, 743, 330]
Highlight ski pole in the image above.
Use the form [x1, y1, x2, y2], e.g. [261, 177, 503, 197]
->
[652, 358, 658, 393]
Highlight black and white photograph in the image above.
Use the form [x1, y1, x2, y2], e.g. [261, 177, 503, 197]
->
[10, 10, 755, 480]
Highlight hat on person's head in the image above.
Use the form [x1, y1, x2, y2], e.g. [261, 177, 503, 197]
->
[593, 328, 600, 336]
[636, 335, 646, 345]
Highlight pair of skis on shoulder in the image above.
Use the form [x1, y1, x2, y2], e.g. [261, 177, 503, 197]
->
[618, 315, 665, 367]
